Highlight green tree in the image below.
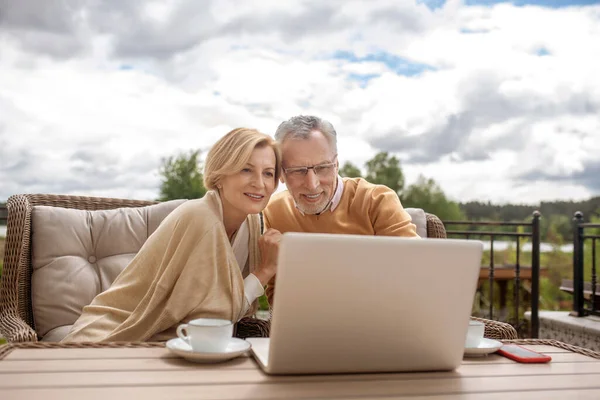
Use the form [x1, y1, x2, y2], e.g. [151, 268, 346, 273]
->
[158, 149, 206, 201]
[542, 214, 571, 245]
[339, 161, 362, 178]
[588, 210, 600, 239]
[365, 152, 404, 196]
[402, 175, 465, 221]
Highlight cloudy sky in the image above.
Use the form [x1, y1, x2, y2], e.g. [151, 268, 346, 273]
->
[1, 0, 599, 205]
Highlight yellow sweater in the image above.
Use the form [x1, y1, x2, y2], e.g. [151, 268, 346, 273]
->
[262, 177, 419, 304]
[61, 190, 261, 343]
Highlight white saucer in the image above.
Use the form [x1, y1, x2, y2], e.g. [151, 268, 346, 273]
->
[464, 338, 503, 357]
[166, 337, 251, 363]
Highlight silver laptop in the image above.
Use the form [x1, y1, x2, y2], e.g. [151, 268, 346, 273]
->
[247, 232, 483, 375]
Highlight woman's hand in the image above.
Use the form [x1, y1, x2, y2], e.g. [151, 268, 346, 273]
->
[254, 228, 282, 286]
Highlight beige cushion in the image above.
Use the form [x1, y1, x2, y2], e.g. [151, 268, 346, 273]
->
[31, 200, 186, 340]
[41, 325, 73, 342]
[405, 208, 427, 238]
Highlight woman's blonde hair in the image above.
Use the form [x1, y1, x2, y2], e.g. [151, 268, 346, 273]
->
[203, 128, 281, 190]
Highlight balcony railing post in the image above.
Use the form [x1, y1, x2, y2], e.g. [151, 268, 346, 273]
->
[488, 237, 494, 320]
[530, 211, 541, 338]
[571, 211, 585, 317]
[0, 203, 7, 225]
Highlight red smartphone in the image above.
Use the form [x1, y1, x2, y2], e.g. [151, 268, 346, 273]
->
[497, 344, 552, 363]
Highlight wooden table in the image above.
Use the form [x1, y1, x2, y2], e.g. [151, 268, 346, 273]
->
[1, 340, 600, 399]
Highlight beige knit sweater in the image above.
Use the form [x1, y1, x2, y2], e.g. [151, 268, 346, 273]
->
[61, 190, 261, 343]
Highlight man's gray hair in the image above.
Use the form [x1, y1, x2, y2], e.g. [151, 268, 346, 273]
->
[274, 115, 338, 153]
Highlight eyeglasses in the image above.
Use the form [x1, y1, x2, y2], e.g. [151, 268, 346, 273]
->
[283, 162, 337, 179]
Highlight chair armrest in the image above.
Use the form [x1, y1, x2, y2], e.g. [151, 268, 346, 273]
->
[0, 195, 37, 342]
[233, 316, 517, 340]
[0, 314, 38, 342]
[501, 339, 600, 359]
[234, 317, 270, 339]
[425, 213, 447, 239]
[471, 316, 518, 340]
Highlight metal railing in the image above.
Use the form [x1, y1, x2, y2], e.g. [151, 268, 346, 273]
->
[572, 212, 600, 317]
[0, 204, 6, 226]
[444, 212, 541, 338]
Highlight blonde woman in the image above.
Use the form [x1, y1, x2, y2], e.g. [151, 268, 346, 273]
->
[62, 128, 282, 342]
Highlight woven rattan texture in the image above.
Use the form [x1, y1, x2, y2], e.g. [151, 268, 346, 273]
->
[0, 194, 517, 344]
[1, 339, 598, 361]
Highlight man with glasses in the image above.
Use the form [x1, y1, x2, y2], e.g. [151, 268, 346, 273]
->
[262, 115, 419, 305]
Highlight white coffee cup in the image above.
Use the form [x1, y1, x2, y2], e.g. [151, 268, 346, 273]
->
[465, 320, 485, 348]
[176, 318, 234, 353]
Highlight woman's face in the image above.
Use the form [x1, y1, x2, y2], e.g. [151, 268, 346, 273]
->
[219, 145, 277, 219]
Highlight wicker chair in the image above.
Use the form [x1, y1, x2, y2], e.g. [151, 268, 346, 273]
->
[0, 194, 516, 343]
[0, 194, 269, 342]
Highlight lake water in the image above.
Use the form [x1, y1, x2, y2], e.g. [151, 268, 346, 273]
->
[0, 226, 5, 238]
[477, 240, 573, 253]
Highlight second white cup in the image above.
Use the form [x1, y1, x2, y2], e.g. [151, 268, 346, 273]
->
[465, 320, 485, 348]
[176, 318, 234, 353]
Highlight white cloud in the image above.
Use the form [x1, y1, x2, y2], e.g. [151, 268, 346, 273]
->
[1, 0, 599, 205]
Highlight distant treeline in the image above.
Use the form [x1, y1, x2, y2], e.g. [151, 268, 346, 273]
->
[458, 197, 600, 244]
[460, 197, 600, 222]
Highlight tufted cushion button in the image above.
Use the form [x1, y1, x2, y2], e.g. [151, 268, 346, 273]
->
[88, 255, 97, 263]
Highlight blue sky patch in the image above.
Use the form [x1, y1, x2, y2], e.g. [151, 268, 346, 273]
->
[417, 0, 447, 10]
[535, 47, 551, 56]
[334, 51, 436, 78]
[119, 64, 134, 71]
[418, 0, 599, 11]
[460, 27, 491, 34]
[348, 73, 379, 88]
[464, 0, 600, 7]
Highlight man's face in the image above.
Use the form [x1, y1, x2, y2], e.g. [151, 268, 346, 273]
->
[281, 130, 338, 215]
